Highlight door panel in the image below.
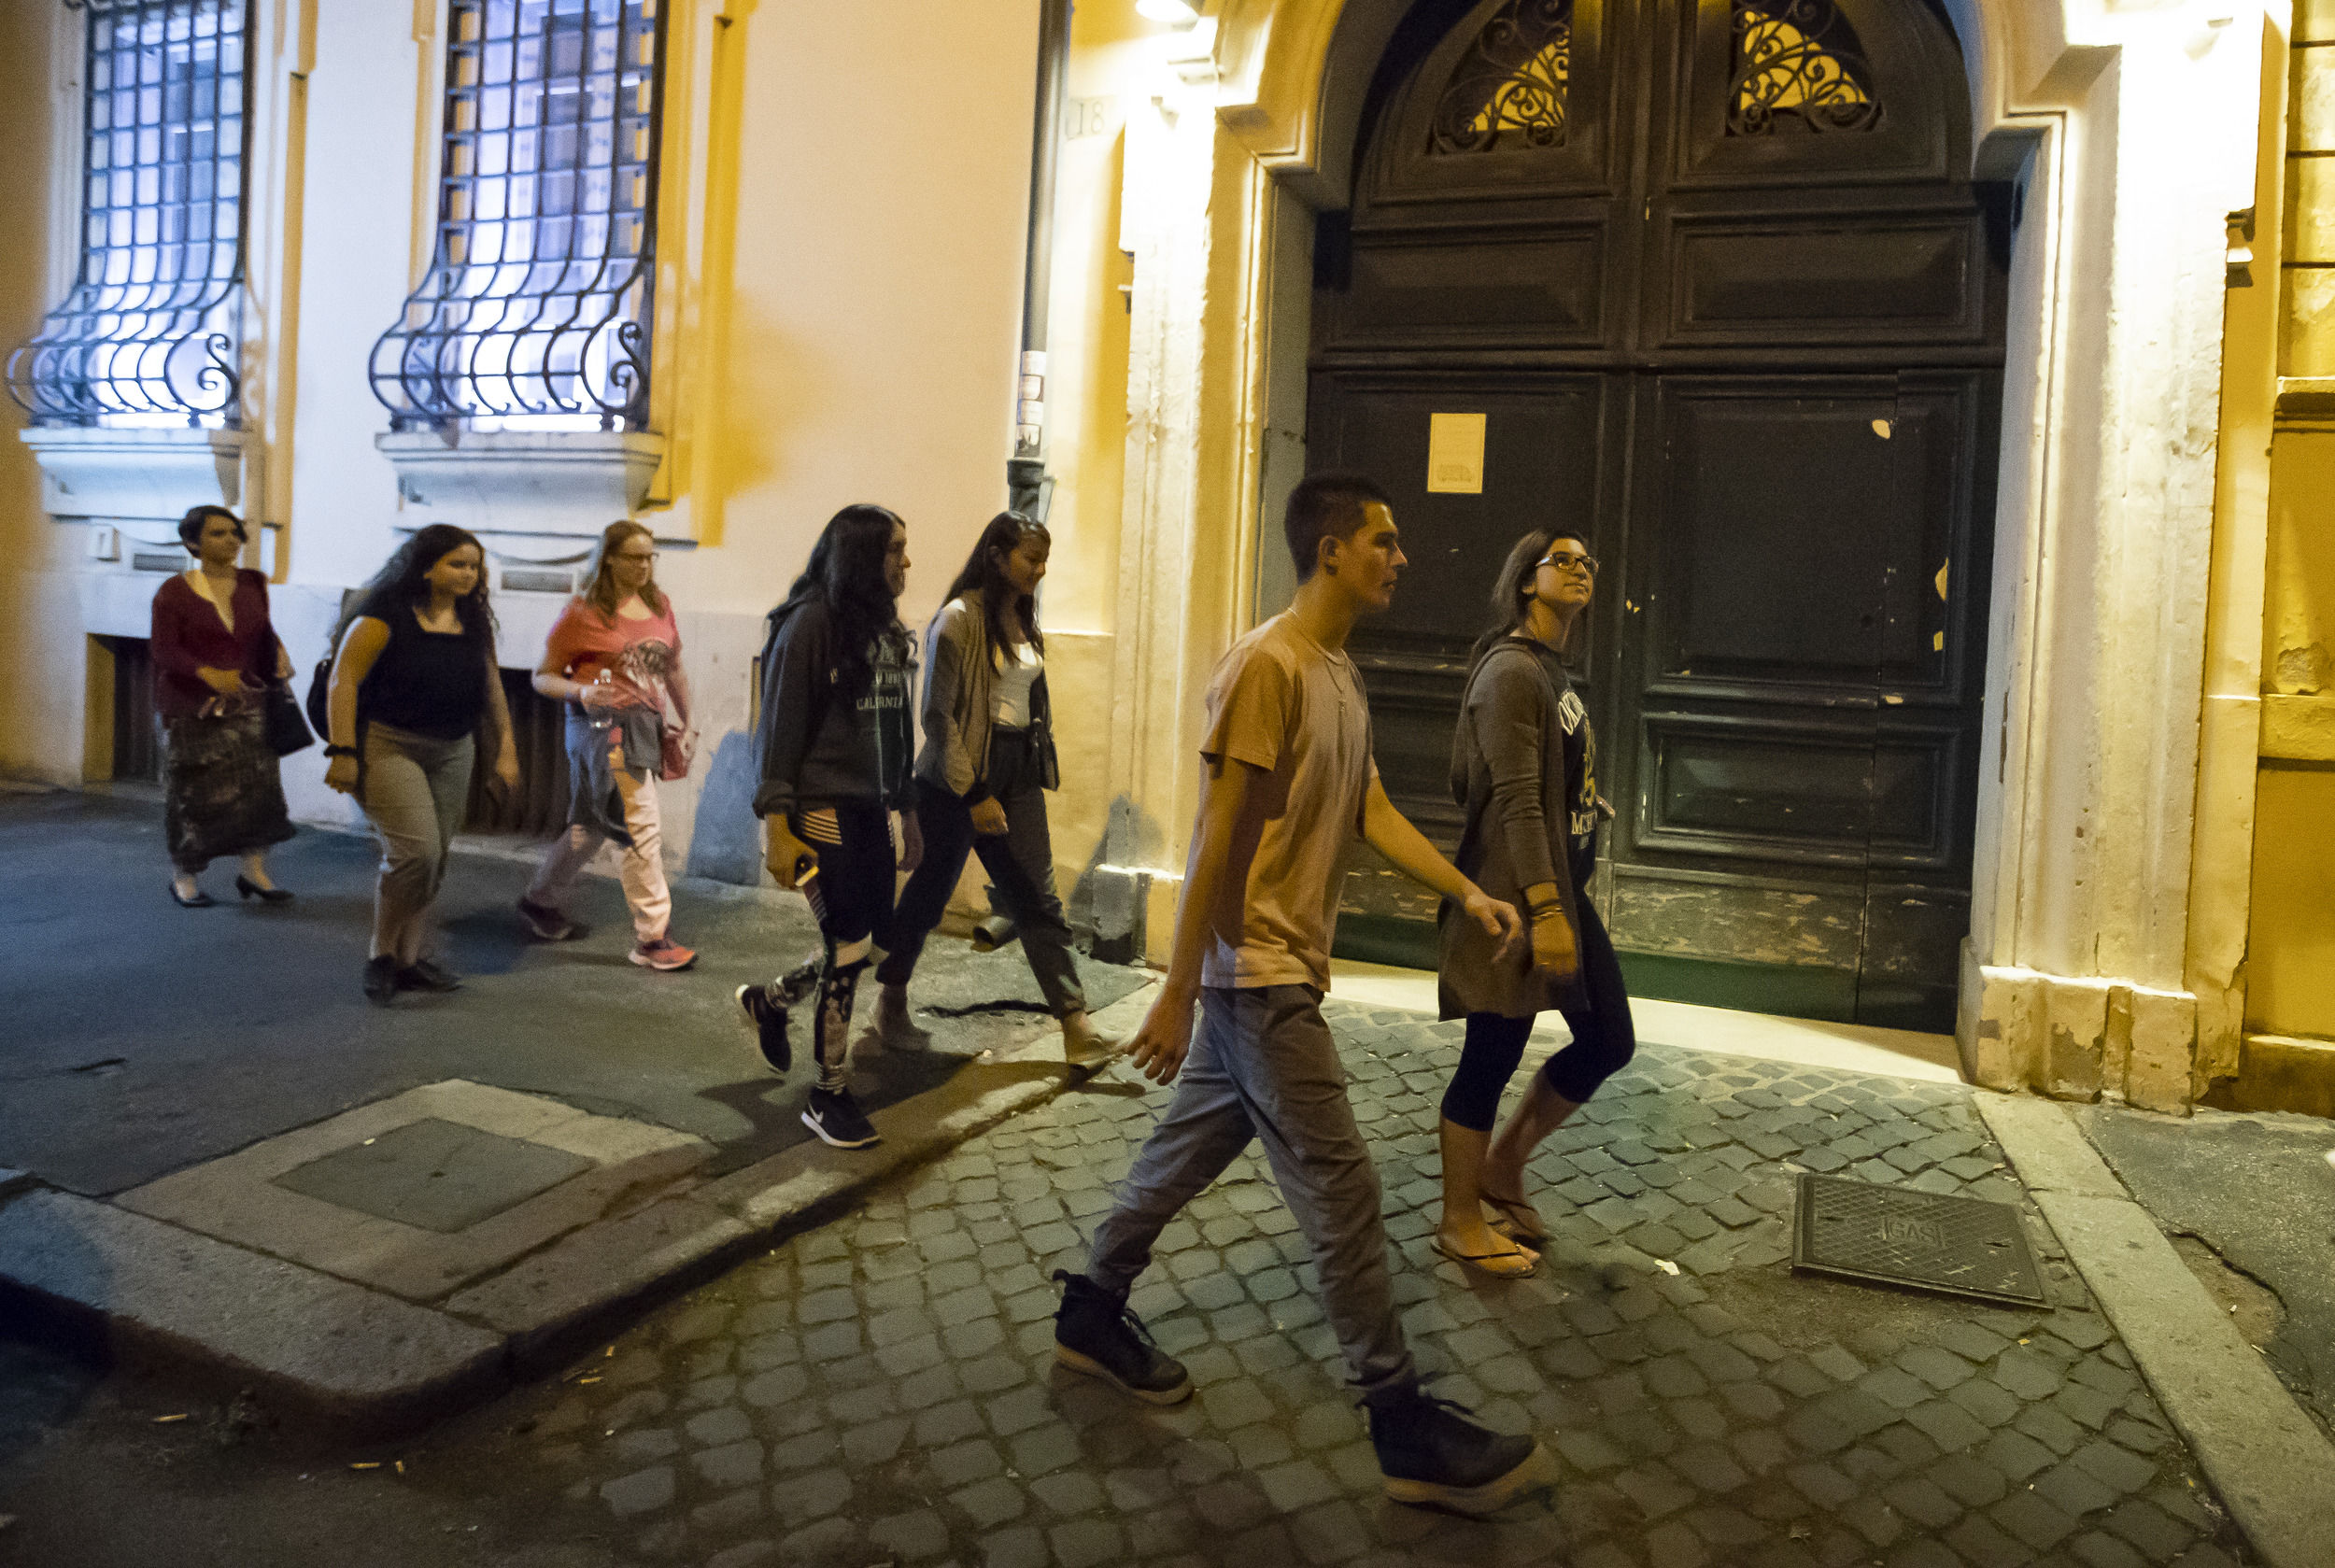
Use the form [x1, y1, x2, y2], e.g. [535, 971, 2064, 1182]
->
[1641, 379, 1895, 695]
[1342, 231, 1610, 344]
[1634, 712, 1883, 861]
[1660, 215, 1986, 345]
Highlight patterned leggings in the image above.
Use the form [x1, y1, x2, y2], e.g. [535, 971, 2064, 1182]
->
[766, 803, 896, 1093]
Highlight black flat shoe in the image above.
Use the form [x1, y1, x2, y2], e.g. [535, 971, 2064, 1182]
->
[363, 955, 399, 1006]
[170, 883, 215, 909]
[235, 875, 293, 904]
[395, 959, 462, 994]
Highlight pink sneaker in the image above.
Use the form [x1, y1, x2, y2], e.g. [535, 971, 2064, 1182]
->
[629, 935, 698, 971]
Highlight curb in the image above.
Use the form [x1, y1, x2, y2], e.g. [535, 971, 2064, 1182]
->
[1976, 1093, 2335, 1568]
[0, 982, 1157, 1440]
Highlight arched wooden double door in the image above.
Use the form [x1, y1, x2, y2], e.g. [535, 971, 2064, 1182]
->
[1310, 0, 2008, 1030]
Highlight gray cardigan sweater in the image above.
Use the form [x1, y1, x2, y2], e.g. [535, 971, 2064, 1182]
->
[914, 589, 1060, 803]
[1437, 636, 1599, 1021]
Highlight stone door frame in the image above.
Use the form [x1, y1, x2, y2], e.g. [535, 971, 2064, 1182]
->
[1097, 0, 2270, 1109]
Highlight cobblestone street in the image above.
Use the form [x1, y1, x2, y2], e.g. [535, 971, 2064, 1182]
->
[414, 1002, 2253, 1568]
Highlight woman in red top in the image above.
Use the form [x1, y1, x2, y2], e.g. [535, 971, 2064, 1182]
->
[519, 520, 699, 970]
[149, 506, 296, 907]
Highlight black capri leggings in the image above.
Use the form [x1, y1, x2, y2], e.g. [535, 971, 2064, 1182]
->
[1441, 897, 1635, 1132]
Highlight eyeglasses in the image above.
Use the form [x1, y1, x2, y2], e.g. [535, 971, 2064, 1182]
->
[1540, 550, 1599, 576]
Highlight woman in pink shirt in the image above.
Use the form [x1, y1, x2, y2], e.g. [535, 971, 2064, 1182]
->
[518, 520, 699, 970]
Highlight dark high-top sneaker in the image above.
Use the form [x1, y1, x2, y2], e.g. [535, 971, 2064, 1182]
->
[1051, 1271, 1192, 1406]
[1364, 1383, 1557, 1515]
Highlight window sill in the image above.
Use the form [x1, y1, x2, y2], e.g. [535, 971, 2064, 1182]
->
[375, 429, 666, 538]
[17, 426, 249, 521]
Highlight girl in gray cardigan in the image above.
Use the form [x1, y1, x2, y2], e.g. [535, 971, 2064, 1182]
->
[1434, 529, 1635, 1277]
[877, 513, 1117, 1067]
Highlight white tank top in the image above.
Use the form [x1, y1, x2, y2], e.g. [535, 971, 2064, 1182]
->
[994, 641, 1041, 730]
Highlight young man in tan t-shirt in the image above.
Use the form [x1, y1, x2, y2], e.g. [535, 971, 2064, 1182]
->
[1050, 473, 1560, 1516]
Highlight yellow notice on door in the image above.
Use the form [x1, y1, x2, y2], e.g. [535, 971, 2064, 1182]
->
[1427, 412, 1487, 494]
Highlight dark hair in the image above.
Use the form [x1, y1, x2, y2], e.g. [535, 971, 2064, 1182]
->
[580, 519, 666, 621]
[1283, 472, 1392, 582]
[1470, 527, 1591, 665]
[944, 512, 1047, 665]
[177, 505, 246, 551]
[773, 504, 908, 699]
[344, 523, 496, 653]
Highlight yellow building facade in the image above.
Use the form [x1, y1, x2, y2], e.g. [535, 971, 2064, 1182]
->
[0, 0, 2324, 1115]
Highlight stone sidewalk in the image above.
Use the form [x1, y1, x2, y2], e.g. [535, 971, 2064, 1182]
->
[399, 1002, 2257, 1568]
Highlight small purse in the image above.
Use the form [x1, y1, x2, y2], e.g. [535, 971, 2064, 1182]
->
[262, 681, 315, 756]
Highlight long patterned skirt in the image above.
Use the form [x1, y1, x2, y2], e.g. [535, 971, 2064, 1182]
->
[161, 705, 295, 872]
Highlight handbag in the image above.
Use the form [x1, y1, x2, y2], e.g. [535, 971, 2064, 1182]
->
[263, 681, 315, 756]
[658, 721, 695, 782]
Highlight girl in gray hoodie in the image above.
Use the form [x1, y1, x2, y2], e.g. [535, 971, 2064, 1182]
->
[738, 504, 922, 1151]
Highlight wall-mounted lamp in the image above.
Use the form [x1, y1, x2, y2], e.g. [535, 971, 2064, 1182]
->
[1136, 0, 1201, 26]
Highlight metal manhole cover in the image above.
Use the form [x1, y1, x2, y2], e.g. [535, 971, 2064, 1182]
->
[1791, 1174, 2047, 1307]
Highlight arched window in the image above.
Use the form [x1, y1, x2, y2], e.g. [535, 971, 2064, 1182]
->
[1428, 0, 1575, 155]
[1729, 0, 1879, 135]
[371, 0, 665, 433]
[6, 0, 251, 429]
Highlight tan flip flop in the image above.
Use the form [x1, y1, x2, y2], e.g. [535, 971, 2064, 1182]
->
[1482, 1192, 1550, 1245]
[1431, 1233, 1539, 1278]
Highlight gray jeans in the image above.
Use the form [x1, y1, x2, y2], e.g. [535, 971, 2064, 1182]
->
[361, 722, 474, 967]
[1084, 985, 1416, 1395]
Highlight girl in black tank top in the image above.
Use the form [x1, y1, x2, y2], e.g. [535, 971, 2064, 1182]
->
[321, 527, 517, 1005]
[365, 604, 488, 740]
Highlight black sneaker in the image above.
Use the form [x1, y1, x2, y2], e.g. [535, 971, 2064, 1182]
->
[395, 959, 462, 994]
[736, 983, 791, 1073]
[1364, 1384, 1556, 1516]
[362, 955, 399, 1007]
[1051, 1271, 1193, 1406]
[516, 897, 588, 942]
[801, 1087, 880, 1150]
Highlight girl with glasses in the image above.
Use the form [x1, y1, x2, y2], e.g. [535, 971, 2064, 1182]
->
[518, 519, 699, 972]
[1431, 530, 1634, 1276]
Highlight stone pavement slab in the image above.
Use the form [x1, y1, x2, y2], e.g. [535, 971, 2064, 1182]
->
[403, 1001, 2257, 1568]
[117, 1081, 713, 1303]
[278, 1118, 597, 1234]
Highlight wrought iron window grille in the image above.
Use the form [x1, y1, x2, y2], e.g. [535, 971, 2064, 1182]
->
[1429, 0, 1572, 156]
[1729, 0, 1879, 136]
[6, 0, 251, 429]
[372, 0, 667, 434]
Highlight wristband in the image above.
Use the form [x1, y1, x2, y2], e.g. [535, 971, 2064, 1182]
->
[324, 744, 356, 758]
[1527, 899, 1565, 921]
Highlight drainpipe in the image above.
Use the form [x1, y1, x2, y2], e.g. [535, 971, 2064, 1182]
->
[1008, 0, 1073, 521]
